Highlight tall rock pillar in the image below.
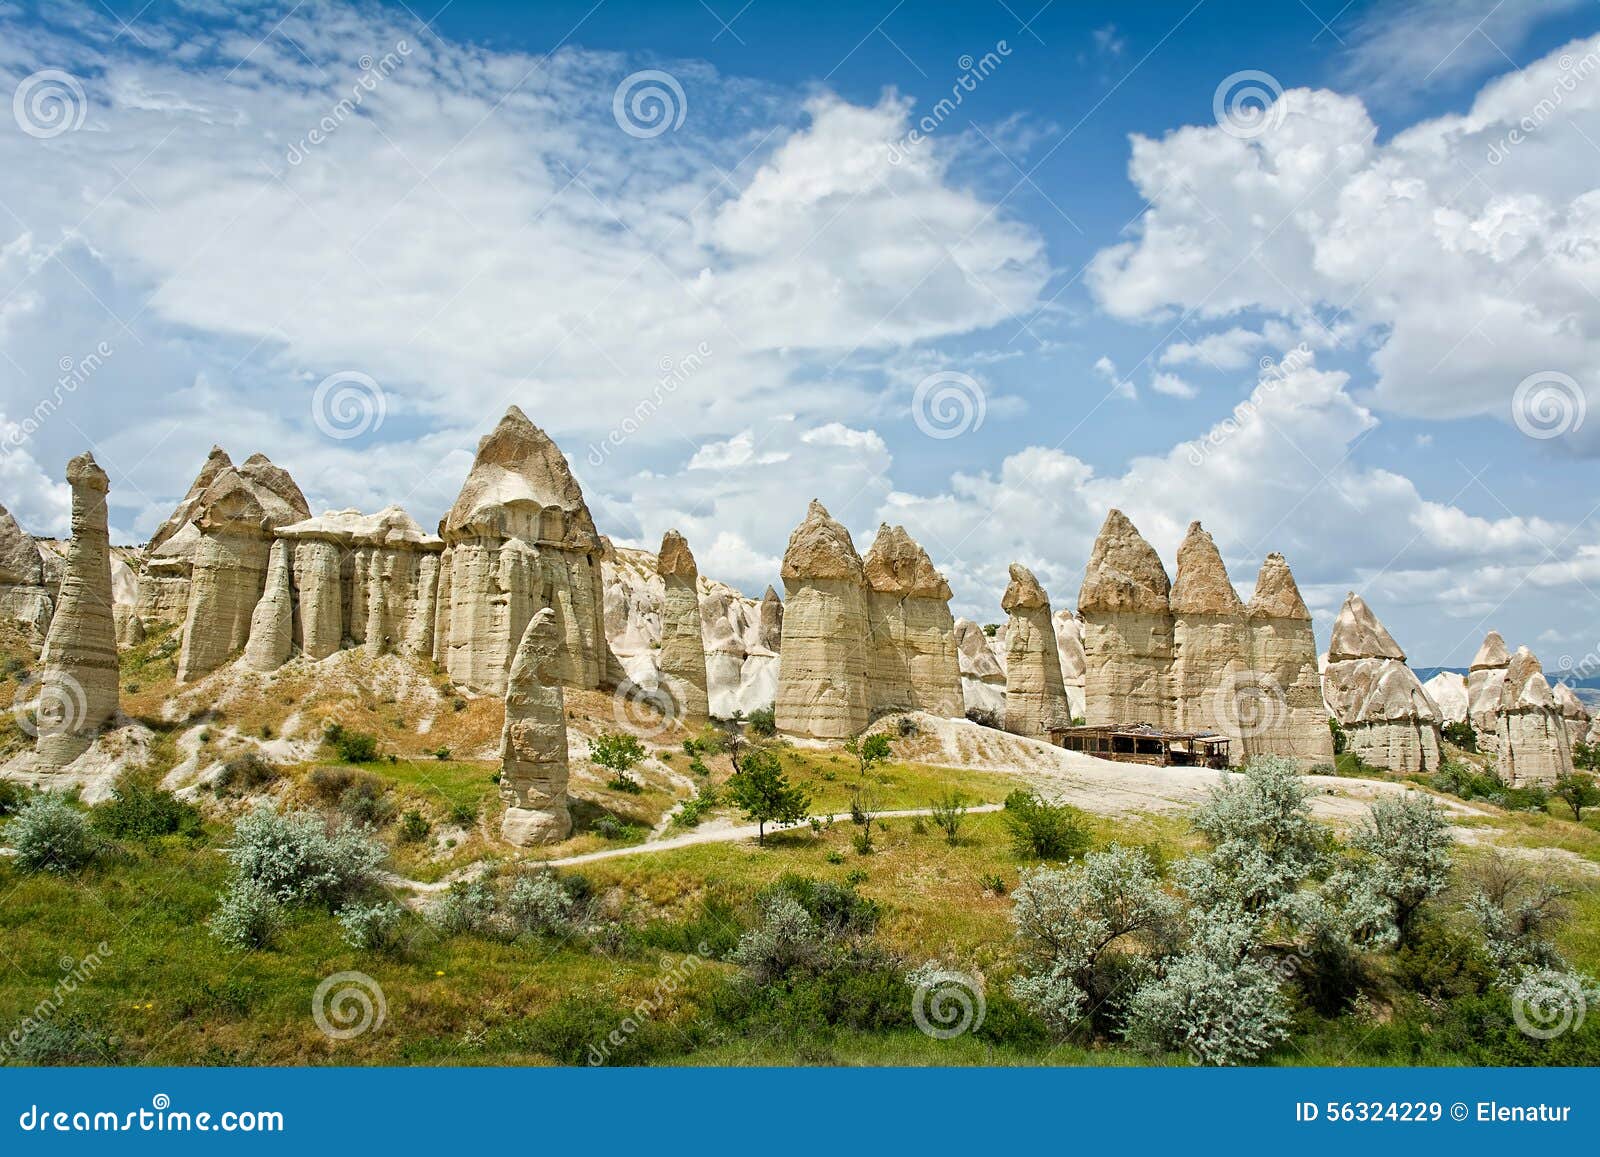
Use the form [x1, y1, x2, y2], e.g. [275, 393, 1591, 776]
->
[773, 500, 870, 739]
[1001, 563, 1071, 740]
[655, 530, 710, 724]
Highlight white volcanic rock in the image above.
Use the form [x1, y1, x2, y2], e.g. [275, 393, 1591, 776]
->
[438, 407, 612, 694]
[774, 500, 870, 738]
[32, 453, 119, 771]
[1053, 610, 1087, 722]
[0, 501, 53, 642]
[1554, 681, 1590, 743]
[1321, 593, 1442, 773]
[139, 445, 233, 627]
[175, 453, 310, 682]
[1495, 647, 1574, 784]
[1169, 522, 1251, 747]
[1243, 553, 1334, 769]
[1467, 631, 1511, 754]
[499, 607, 571, 846]
[242, 538, 295, 672]
[861, 524, 963, 718]
[1001, 563, 1071, 739]
[1422, 671, 1470, 725]
[656, 530, 710, 724]
[1079, 509, 1174, 729]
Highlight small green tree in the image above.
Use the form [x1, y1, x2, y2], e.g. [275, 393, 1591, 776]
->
[1328, 717, 1348, 755]
[590, 731, 647, 792]
[1003, 790, 1091, 861]
[844, 732, 892, 781]
[1550, 771, 1600, 823]
[1575, 741, 1600, 774]
[1339, 792, 1453, 949]
[726, 748, 809, 845]
[746, 706, 777, 738]
[930, 790, 969, 846]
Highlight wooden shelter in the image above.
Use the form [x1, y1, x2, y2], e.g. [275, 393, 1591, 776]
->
[1048, 723, 1231, 769]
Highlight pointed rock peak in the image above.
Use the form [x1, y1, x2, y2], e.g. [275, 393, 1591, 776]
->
[1471, 630, 1511, 671]
[760, 585, 781, 604]
[1078, 507, 1170, 614]
[1553, 681, 1589, 719]
[780, 499, 863, 582]
[234, 453, 310, 521]
[148, 445, 236, 552]
[1169, 521, 1243, 614]
[1503, 646, 1556, 710]
[1327, 592, 1406, 663]
[863, 523, 951, 599]
[0, 502, 42, 585]
[66, 451, 109, 493]
[1246, 552, 1311, 620]
[1002, 562, 1051, 614]
[444, 406, 597, 545]
[657, 529, 698, 579]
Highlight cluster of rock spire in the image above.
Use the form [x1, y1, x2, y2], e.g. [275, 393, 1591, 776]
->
[3, 404, 1590, 822]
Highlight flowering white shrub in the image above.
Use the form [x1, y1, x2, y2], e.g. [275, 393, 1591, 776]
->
[226, 804, 387, 909]
[1008, 845, 1180, 1035]
[1335, 793, 1453, 948]
[428, 878, 497, 936]
[337, 900, 404, 951]
[8, 794, 101, 874]
[730, 894, 824, 983]
[504, 873, 574, 937]
[210, 876, 283, 950]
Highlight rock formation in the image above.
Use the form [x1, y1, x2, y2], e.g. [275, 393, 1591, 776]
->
[1321, 593, 1441, 773]
[0, 501, 53, 642]
[438, 407, 612, 695]
[1168, 522, 1252, 746]
[32, 453, 119, 769]
[774, 501, 871, 739]
[1495, 647, 1574, 784]
[140, 445, 235, 627]
[1053, 610, 1087, 722]
[175, 453, 309, 682]
[498, 607, 571, 846]
[655, 530, 710, 723]
[1001, 563, 1071, 739]
[1243, 552, 1334, 768]
[861, 524, 963, 718]
[955, 618, 1006, 719]
[1079, 509, 1174, 728]
[1467, 631, 1511, 752]
[1554, 681, 1591, 751]
[242, 538, 295, 672]
[1422, 671, 1469, 725]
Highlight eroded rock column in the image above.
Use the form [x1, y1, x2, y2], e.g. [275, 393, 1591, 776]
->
[499, 607, 572, 845]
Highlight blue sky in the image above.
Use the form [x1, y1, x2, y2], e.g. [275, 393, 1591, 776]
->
[2, 0, 1599, 668]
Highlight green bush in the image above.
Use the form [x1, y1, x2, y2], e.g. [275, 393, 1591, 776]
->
[398, 809, 431, 843]
[338, 780, 395, 828]
[1442, 720, 1477, 752]
[8, 794, 102, 874]
[1002, 790, 1091, 860]
[1394, 914, 1495, 999]
[448, 801, 478, 827]
[224, 805, 386, 909]
[209, 876, 283, 951]
[323, 723, 380, 764]
[337, 900, 405, 951]
[0, 779, 29, 816]
[91, 782, 202, 844]
[517, 996, 687, 1066]
[8, 1014, 120, 1064]
[746, 706, 777, 737]
[212, 752, 277, 796]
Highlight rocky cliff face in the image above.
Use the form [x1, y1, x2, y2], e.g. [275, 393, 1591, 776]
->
[438, 407, 613, 695]
[861, 524, 963, 718]
[1001, 563, 1071, 739]
[140, 445, 234, 627]
[0, 501, 53, 642]
[1079, 509, 1174, 728]
[955, 617, 1006, 718]
[1422, 671, 1470, 725]
[1467, 631, 1511, 755]
[774, 500, 871, 738]
[655, 530, 710, 724]
[1554, 681, 1590, 749]
[498, 607, 571, 846]
[1242, 553, 1333, 768]
[175, 453, 310, 682]
[32, 453, 119, 770]
[1321, 593, 1442, 773]
[1169, 522, 1252, 746]
[1495, 647, 1574, 784]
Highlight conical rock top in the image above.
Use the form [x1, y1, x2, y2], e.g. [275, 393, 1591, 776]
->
[656, 529, 698, 579]
[1078, 509, 1171, 614]
[1246, 553, 1311, 620]
[1001, 562, 1051, 614]
[780, 500, 863, 583]
[444, 406, 598, 547]
[1471, 631, 1511, 671]
[1169, 521, 1243, 615]
[862, 524, 951, 599]
[1327, 593, 1406, 663]
[148, 445, 233, 554]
